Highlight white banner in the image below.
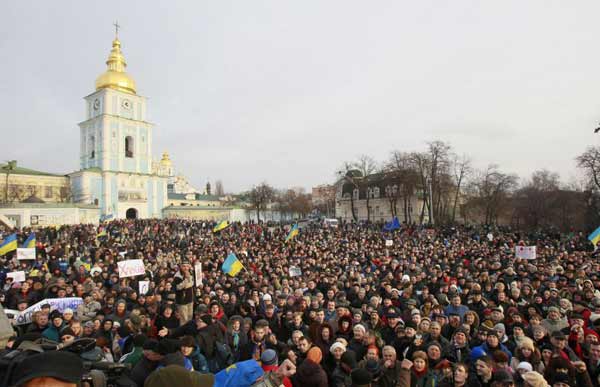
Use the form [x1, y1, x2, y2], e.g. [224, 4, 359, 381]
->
[117, 259, 146, 278]
[7, 271, 25, 282]
[515, 246, 536, 260]
[12, 297, 83, 325]
[385, 240, 393, 247]
[17, 248, 36, 260]
[194, 262, 203, 286]
[139, 280, 149, 295]
[289, 266, 302, 277]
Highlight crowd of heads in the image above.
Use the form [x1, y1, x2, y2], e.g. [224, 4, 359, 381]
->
[2, 219, 600, 387]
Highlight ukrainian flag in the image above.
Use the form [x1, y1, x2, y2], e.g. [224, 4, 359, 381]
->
[213, 220, 230, 233]
[589, 226, 600, 249]
[0, 234, 18, 255]
[222, 253, 244, 277]
[22, 233, 36, 248]
[96, 230, 107, 239]
[285, 224, 299, 243]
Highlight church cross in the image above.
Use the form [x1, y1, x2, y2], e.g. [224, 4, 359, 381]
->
[113, 21, 120, 37]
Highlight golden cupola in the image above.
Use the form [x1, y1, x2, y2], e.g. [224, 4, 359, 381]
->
[95, 37, 137, 94]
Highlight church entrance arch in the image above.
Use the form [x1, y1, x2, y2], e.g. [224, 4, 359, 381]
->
[126, 208, 138, 219]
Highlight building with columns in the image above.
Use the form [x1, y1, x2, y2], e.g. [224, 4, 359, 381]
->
[69, 33, 169, 219]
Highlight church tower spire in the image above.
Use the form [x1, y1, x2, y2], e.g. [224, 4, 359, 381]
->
[95, 22, 137, 94]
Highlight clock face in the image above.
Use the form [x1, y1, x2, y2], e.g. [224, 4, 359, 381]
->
[93, 99, 100, 110]
[122, 99, 132, 110]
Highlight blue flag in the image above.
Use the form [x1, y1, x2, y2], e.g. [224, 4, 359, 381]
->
[383, 217, 401, 232]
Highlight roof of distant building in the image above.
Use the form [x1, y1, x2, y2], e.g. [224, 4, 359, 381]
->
[0, 162, 65, 177]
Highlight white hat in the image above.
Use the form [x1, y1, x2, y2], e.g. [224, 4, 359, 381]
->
[517, 362, 533, 372]
[63, 308, 73, 315]
[330, 342, 346, 354]
[402, 274, 411, 282]
[263, 294, 272, 301]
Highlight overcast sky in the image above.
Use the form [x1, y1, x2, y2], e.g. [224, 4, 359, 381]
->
[2, 1, 599, 193]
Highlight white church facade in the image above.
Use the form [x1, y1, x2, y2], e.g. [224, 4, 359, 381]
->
[69, 34, 169, 219]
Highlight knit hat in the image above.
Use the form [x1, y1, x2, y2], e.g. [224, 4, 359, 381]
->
[307, 347, 323, 364]
[353, 324, 366, 334]
[330, 342, 346, 354]
[522, 371, 549, 387]
[145, 365, 215, 387]
[493, 323, 506, 336]
[261, 349, 278, 366]
[517, 362, 533, 372]
[519, 337, 535, 351]
[412, 350, 428, 362]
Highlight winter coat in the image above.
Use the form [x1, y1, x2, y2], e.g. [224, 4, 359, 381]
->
[76, 300, 101, 322]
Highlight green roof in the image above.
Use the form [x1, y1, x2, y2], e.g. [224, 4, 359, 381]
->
[0, 162, 65, 177]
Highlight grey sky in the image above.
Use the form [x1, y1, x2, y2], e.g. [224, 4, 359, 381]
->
[2, 1, 599, 192]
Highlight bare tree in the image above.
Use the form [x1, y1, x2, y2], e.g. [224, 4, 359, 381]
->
[387, 151, 419, 223]
[248, 182, 275, 222]
[215, 180, 225, 196]
[451, 154, 472, 222]
[354, 155, 379, 221]
[576, 146, 600, 191]
[465, 164, 518, 224]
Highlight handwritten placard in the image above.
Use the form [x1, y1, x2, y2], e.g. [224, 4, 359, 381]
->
[117, 259, 145, 278]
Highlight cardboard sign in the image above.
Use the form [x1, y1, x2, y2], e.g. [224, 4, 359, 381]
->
[7, 271, 26, 282]
[194, 262, 203, 286]
[289, 266, 302, 277]
[17, 248, 36, 260]
[12, 297, 83, 325]
[117, 259, 145, 278]
[515, 246, 536, 260]
[385, 240, 393, 247]
[139, 280, 150, 295]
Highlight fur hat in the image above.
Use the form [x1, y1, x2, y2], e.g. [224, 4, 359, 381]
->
[522, 371, 549, 387]
[518, 337, 535, 351]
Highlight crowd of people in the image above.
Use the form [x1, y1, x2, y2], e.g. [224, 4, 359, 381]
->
[1, 219, 600, 387]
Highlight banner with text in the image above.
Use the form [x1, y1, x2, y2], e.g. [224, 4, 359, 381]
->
[117, 259, 146, 278]
[515, 246, 536, 260]
[194, 262, 203, 286]
[17, 248, 36, 260]
[12, 297, 83, 325]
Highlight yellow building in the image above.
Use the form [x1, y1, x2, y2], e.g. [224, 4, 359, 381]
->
[0, 161, 71, 204]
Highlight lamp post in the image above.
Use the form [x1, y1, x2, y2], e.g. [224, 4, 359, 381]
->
[427, 176, 434, 225]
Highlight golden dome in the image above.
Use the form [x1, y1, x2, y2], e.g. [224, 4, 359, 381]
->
[95, 38, 137, 94]
[160, 152, 172, 165]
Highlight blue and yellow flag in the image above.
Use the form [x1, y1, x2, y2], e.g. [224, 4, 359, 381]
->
[589, 226, 600, 249]
[213, 220, 230, 233]
[0, 234, 18, 255]
[285, 224, 299, 243]
[222, 253, 244, 277]
[22, 232, 36, 248]
[96, 230, 107, 239]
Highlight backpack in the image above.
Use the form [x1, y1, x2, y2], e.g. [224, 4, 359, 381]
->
[207, 341, 234, 373]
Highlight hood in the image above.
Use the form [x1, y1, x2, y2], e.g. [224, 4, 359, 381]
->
[296, 360, 325, 384]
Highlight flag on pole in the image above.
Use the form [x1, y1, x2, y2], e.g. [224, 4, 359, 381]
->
[285, 224, 299, 243]
[383, 217, 401, 232]
[222, 253, 244, 277]
[213, 220, 230, 233]
[589, 226, 600, 249]
[22, 233, 36, 248]
[96, 230, 107, 239]
[0, 234, 18, 255]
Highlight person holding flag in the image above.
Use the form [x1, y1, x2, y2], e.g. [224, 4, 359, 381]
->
[589, 226, 600, 250]
[22, 232, 36, 248]
[213, 220, 231, 233]
[222, 253, 244, 277]
[0, 233, 17, 255]
[285, 224, 299, 243]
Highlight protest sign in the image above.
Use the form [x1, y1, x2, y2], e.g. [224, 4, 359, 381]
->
[7, 271, 25, 282]
[117, 259, 145, 278]
[487, 233, 494, 241]
[139, 280, 150, 295]
[194, 262, 203, 286]
[13, 297, 83, 325]
[17, 248, 35, 260]
[515, 246, 536, 260]
[385, 240, 393, 247]
[289, 266, 302, 277]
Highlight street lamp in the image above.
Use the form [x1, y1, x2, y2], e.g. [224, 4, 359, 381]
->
[2, 160, 16, 204]
[426, 176, 434, 225]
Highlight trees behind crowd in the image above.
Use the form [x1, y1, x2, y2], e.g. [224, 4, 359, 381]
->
[336, 140, 599, 232]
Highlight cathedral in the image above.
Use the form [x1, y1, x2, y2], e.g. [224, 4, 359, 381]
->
[69, 32, 170, 219]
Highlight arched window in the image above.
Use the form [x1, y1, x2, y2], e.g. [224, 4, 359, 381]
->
[89, 136, 95, 159]
[353, 188, 359, 200]
[125, 136, 134, 158]
[373, 187, 380, 198]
